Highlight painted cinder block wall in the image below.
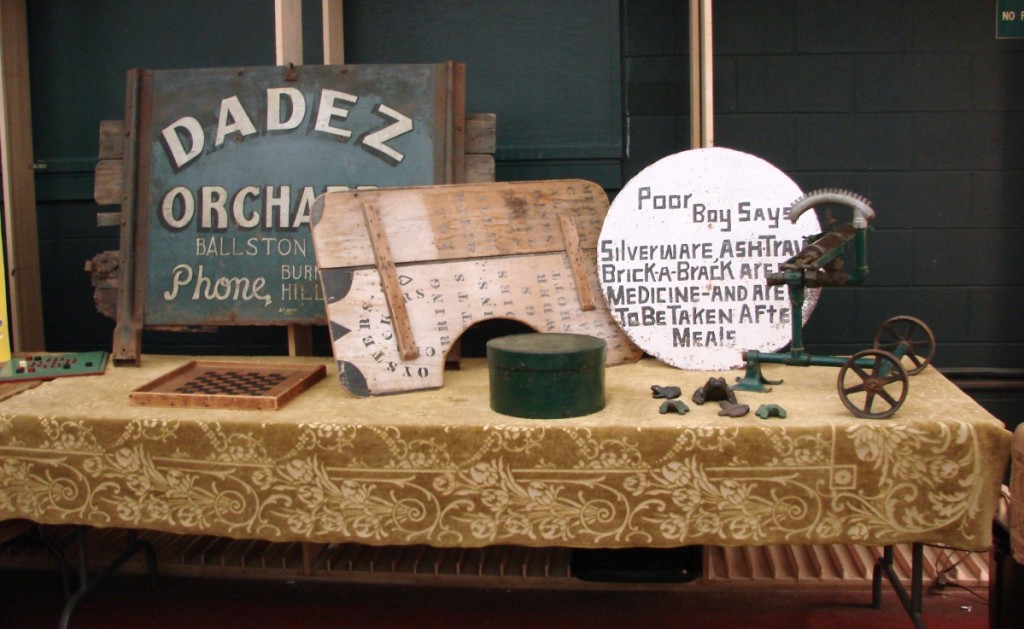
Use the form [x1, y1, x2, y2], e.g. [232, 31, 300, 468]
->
[623, 0, 1024, 425]
[18, 0, 1024, 425]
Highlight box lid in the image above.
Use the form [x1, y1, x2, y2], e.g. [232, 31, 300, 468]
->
[487, 333, 607, 372]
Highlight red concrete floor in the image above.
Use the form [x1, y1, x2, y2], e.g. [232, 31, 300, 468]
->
[0, 567, 995, 629]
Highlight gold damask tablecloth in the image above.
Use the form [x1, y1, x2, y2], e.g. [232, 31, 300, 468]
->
[0, 355, 1010, 551]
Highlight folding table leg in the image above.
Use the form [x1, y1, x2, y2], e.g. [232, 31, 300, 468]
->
[59, 527, 158, 629]
[872, 543, 926, 629]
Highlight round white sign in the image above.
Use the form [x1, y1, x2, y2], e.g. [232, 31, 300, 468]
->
[598, 147, 822, 370]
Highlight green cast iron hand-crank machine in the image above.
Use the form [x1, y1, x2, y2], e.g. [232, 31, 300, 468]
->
[732, 189, 936, 419]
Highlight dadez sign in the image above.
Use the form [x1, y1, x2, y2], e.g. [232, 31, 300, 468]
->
[131, 63, 463, 327]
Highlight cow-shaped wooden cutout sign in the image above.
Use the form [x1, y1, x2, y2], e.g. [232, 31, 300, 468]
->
[310, 180, 642, 396]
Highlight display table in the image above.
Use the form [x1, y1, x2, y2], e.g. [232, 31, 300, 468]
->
[0, 355, 1010, 552]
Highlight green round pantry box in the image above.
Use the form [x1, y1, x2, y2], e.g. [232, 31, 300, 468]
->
[486, 333, 607, 419]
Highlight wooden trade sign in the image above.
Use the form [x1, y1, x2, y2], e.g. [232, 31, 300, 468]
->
[597, 148, 822, 371]
[111, 62, 465, 365]
[309, 179, 642, 396]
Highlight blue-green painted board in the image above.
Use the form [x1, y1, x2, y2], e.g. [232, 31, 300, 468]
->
[137, 63, 458, 326]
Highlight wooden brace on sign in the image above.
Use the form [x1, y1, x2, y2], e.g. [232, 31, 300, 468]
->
[310, 180, 642, 396]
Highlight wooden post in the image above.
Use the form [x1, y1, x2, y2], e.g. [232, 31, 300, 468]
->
[322, 0, 344, 64]
[0, 0, 46, 353]
[276, 0, 347, 356]
[275, 0, 314, 356]
[689, 0, 713, 148]
[274, 0, 303, 67]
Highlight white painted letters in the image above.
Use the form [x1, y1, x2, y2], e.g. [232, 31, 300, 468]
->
[161, 186, 195, 230]
[598, 148, 821, 370]
[200, 186, 229, 230]
[266, 87, 306, 131]
[161, 117, 205, 169]
[314, 89, 358, 139]
[163, 263, 272, 306]
[360, 104, 412, 164]
[159, 87, 413, 169]
[232, 186, 261, 229]
[214, 95, 258, 147]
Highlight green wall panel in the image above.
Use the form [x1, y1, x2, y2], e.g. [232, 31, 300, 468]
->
[343, 0, 622, 163]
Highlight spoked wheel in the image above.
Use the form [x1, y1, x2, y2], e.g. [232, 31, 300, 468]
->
[873, 316, 935, 376]
[837, 349, 909, 419]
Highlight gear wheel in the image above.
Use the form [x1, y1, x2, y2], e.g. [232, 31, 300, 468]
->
[787, 188, 875, 228]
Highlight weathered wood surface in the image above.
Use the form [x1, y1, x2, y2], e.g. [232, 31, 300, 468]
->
[310, 179, 642, 397]
[93, 160, 123, 206]
[312, 180, 606, 269]
[94, 120, 124, 206]
[97, 119, 124, 159]
[465, 112, 496, 153]
[360, 199, 419, 360]
[110, 68, 143, 366]
[83, 251, 121, 319]
[557, 212, 596, 311]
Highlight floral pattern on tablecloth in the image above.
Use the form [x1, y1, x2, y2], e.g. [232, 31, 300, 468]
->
[0, 406, 1008, 550]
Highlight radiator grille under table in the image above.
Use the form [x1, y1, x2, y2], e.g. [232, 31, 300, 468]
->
[0, 526, 989, 592]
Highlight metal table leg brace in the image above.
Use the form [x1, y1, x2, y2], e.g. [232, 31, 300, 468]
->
[59, 527, 158, 629]
[872, 543, 926, 629]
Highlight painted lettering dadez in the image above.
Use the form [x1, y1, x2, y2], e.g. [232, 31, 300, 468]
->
[159, 88, 414, 171]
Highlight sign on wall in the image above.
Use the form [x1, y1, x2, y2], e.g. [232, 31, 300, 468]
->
[597, 148, 821, 371]
[113, 63, 465, 364]
[997, 0, 1024, 38]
